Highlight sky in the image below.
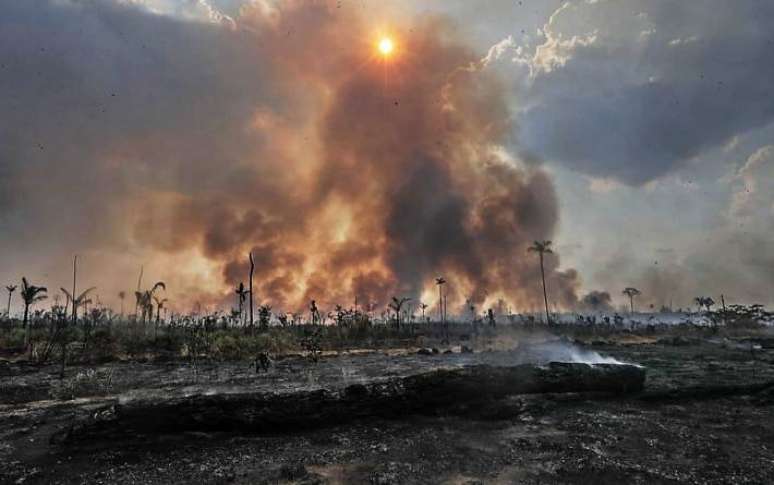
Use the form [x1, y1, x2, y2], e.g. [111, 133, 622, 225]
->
[1, 0, 772, 315]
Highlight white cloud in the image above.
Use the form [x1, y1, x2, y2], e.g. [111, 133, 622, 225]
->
[731, 145, 774, 219]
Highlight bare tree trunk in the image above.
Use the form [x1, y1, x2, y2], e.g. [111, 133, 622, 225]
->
[249, 252, 255, 334]
[23, 303, 30, 348]
[629, 296, 634, 314]
[540, 253, 550, 325]
[62, 255, 77, 379]
[438, 285, 443, 322]
[443, 294, 449, 343]
[721, 294, 726, 326]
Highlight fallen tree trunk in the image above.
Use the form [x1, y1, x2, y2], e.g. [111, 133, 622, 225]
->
[57, 362, 644, 442]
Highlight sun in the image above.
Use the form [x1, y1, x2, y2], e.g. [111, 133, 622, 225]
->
[378, 37, 394, 56]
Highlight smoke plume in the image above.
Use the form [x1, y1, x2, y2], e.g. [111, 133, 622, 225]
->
[0, 0, 577, 314]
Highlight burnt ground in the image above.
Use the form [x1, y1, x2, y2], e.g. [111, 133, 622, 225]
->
[2, 335, 774, 484]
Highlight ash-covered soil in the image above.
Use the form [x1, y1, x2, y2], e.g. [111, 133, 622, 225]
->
[2, 335, 774, 484]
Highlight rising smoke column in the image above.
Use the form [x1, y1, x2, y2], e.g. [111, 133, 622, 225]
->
[0, 0, 578, 314]
[210, 4, 580, 313]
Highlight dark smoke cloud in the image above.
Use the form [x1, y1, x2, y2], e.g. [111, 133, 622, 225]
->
[0, 0, 577, 313]
[493, 0, 774, 185]
[578, 291, 613, 313]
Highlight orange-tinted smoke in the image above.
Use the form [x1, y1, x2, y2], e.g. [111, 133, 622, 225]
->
[134, 2, 579, 315]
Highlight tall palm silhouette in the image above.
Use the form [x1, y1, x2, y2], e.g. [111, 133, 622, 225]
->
[419, 302, 429, 323]
[61, 286, 97, 321]
[21, 278, 47, 347]
[248, 252, 255, 330]
[622, 287, 641, 314]
[5, 285, 17, 318]
[388, 296, 411, 329]
[435, 277, 446, 323]
[528, 240, 553, 324]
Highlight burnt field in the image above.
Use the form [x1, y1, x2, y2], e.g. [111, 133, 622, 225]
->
[2, 328, 774, 485]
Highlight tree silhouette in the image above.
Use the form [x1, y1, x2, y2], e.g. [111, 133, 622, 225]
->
[61, 286, 97, 322]
[419, 302, 429, 323]
[388, 296, 411, 329]
[135, 282, 165, 325]
[258, 304, 272, 329]
[248, 252, 255, 331]
[235, 282, 249, 326]
[694, 296, 715, 313]
[5, 285, 17, 318]
[435, 277, 446, 322]
[528, 240, 553, 324]
[622, 287, 641, 314]
[153, 295, 168, 339]
[21, 277, 47, 347]
[704, 296, 715, 311]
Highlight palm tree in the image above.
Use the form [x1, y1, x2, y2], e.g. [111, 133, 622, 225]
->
[528, 240, 553, 324]
[235, 282, 249, 326]
[248, 252, 255, 331]
[388, 297, 412, 329]
[5, 285, 17, 318]
[419, 302, 429, 323]
[135, 282, 165, 325]
[435, 277, 446, 323]
[61, 286, 97, 322]
[622, 287, 641, 314]
[694, 296, 715, 313]
[153, 295, 168, 339]
[21, 278, 47, 347]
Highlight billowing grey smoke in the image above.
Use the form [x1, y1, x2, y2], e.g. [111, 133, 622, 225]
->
[0, 0, 579, 314]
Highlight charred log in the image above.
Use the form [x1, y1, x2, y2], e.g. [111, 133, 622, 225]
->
[56, 362, 644, 442]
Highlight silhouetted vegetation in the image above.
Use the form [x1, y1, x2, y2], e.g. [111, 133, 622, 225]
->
[528, 240, 553, 324]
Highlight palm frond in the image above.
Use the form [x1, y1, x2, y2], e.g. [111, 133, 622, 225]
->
[76, 286, 97, 302]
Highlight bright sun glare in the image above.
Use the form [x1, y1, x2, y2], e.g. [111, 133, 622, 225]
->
[378, 37, 394, 56]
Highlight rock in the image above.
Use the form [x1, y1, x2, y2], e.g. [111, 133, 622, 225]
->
[460, 345, 474, 354]
[417, 348, 433, 356]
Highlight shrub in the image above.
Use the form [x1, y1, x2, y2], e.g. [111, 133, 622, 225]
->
[0, 327, 26, 348]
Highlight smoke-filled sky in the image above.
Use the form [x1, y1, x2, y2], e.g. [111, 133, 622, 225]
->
[1, 0, 773, 315]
